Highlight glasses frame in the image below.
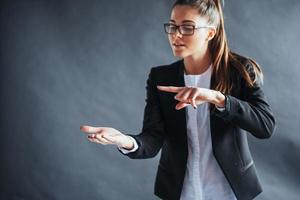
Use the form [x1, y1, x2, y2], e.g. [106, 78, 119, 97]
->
[163, 23, 215, 36]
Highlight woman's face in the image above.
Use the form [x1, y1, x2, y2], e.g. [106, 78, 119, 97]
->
[168, 5, 215, 58]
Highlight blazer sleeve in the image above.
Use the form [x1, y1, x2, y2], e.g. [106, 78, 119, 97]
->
[211, 61, 277, 139]
[118, 67, 166, 158]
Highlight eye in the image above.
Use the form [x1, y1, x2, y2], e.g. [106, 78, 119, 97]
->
[168, 24, 177, 31]
[181, 25, 194, 31]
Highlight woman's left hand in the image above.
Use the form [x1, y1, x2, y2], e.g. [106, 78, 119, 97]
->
[157, 85, 225, 110]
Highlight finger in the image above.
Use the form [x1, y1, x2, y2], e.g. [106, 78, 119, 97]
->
[91, 136, 109, 145]
[176, 88, 192, 101]
[188, 89, 198, 109]
[95, 134, 112, 144]
[191, 98, 197, 109]
[87, 134, 97, 140]
[157, 85, 183, 93]
[80, 125, 107, 134]
[175, 102, 190, 110]
[174, 88, 186, 99]
[87, 136, 106, 144]
[87, 133, 109, 144]
[102, 134, 116, 144]
[87, 136, 96, 143]
[88, 133, 96, 138]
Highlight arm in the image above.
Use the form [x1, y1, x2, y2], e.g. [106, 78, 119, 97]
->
[118, 68, 166, 158]
[211, 61, 277, 139]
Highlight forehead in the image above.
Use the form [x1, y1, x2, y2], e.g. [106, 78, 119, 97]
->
[170, 5, 208, 24]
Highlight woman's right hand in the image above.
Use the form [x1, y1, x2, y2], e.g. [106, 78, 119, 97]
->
[80, 125, 134, 150]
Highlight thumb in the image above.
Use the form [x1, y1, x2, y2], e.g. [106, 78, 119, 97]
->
[80, 125, 102, 133]
[175, 102, 189, 110]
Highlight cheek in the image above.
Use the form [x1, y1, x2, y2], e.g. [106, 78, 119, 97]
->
[189, 31, 209, 48]
[186, 35, 203, 49]
[168, 35, 173, 44]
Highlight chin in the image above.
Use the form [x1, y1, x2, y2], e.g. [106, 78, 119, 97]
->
[173, 51, 187, 58]
[174, 54, 183, 58]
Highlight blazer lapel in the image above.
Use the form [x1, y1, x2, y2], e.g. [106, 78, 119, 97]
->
[172, 59, 188, 145]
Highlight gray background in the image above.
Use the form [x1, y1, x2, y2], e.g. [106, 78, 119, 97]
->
[1, 0, 299, 199]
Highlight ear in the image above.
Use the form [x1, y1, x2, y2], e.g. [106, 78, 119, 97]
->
[206, 27, 216, 41]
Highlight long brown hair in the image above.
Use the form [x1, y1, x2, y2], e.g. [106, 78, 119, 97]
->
[172, 0, 263, 95]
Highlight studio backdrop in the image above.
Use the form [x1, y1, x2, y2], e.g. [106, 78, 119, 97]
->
[1, 0, 299, 199]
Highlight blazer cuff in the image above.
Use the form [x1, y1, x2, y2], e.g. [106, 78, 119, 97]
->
[216, 105, 225, 111]
[212, 94, 231, 119]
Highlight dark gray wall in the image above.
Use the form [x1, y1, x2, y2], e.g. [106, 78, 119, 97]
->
[1, 0, 299, 199]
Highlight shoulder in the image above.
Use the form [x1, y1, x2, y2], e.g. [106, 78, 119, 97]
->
[148, 59, 182, 80]
[231, 52, 253, 71]
[150, 59, 181, 73]
[231, 52, 263, 85]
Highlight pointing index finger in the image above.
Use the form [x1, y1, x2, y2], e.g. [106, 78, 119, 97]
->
[157, 85, 183, 93]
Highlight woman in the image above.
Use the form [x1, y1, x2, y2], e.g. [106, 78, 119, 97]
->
[80, 0, 276, 199]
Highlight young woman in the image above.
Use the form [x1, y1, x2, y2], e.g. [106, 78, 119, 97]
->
[80, 0, 276, 199]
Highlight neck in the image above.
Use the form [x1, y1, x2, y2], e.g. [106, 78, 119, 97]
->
[183, 48, 212, 75]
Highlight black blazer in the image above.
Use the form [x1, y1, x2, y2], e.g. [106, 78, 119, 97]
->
[119, 58, 276, 200]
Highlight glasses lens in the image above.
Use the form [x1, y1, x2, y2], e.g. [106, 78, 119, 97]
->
[180, 25, 194, 35]
[164, 24, 176, 34]
[164, 24, 195, 35]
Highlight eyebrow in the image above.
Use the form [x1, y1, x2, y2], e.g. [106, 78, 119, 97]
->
[169, 19, 196, 24]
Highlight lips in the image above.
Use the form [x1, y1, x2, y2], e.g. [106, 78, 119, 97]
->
[173, 43, 185, 47]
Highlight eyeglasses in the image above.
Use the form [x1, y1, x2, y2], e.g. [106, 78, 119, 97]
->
[163, 23, 215, 36]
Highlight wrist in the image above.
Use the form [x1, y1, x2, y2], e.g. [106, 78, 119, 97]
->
[120, 135, 134, 150]
[211, 91, 225, 108]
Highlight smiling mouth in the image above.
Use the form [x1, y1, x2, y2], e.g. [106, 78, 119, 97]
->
[173, 43, 186, 47]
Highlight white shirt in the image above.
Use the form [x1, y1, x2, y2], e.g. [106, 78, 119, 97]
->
[179, 64, 237, 200]
[119, 64, 237, 200]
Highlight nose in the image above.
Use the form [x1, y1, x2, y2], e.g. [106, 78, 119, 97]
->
[174, 28, 183, 38]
